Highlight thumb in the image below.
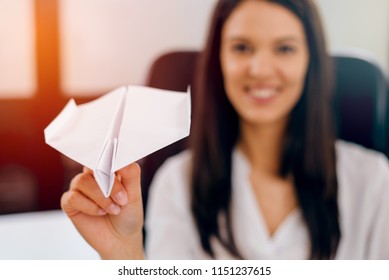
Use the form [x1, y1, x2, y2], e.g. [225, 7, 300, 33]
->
[116, 162, 143, 206]
[111, 162, 144, 236]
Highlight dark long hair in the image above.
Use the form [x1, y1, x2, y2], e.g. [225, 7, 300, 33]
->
[190, 0, 341, 259]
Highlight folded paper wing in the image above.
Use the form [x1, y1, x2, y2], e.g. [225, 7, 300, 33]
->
[44, 85, 191, 197]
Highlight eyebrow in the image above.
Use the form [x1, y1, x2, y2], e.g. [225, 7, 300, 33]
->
[222, 35, 249, 42]
[224, 35, 304, 44]
[275, 36, 304, 44]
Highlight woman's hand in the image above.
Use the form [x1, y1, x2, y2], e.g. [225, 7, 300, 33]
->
[61, 162, 144, 259]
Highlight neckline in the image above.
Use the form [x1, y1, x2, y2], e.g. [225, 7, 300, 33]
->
[233, 147, 302, 243]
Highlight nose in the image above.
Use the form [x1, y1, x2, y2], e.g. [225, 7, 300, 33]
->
[248, 51, 275, 79]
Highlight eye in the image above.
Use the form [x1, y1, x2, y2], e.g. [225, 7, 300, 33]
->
[277, 44, 296, 54]
[231, 42, 253, 54]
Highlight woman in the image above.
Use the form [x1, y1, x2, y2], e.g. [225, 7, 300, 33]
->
[61, 0, 389, 260]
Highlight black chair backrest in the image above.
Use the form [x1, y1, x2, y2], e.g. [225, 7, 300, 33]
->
[333, 48, 388, 154]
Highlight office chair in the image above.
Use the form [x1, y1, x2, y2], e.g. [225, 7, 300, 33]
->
[141, 49, 389, 211]
[384, 80, 389, 157]
[332, 48, 388, 155]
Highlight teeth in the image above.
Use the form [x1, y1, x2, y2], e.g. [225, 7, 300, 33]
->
[251, 89, 276, 98]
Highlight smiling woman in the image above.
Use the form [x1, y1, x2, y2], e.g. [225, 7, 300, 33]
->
[186, 0, 341, 259]
[220, 0, 309, 128]
[219, 0, 310, 238]
[60, 0, 389, 260]
[1, 1, 388, 262]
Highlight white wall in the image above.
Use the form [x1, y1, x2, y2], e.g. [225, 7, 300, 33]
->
[60, 0, 218, 95]
[316, 0, 389, 72]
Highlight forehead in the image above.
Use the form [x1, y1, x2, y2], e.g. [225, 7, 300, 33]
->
[222, 0, 305, 41]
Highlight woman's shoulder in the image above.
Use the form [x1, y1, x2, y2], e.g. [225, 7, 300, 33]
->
[335, 141, 389, 259]
[335, 140, 388, 172]
[147, 150, 193, 201]
[145, 150, 201, 259]
[153, 150, 192, 181]
[335, 140, 389, 192]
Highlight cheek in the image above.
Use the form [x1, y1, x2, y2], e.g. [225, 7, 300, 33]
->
[283, 60, 308, 93]
[221, 56, 246, 88]
[223, 66, 239, 87]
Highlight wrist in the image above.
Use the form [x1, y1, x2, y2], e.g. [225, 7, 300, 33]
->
[124, 232, 145, 260]
[100, 232, 144, 260]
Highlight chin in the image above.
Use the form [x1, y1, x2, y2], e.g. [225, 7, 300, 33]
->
[241, 111, 289, 128]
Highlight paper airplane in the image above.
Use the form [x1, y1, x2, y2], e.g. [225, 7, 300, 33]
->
[44, 85, 191, 197]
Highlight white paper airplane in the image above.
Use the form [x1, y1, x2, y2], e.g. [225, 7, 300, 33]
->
[44, 85, 191, 197]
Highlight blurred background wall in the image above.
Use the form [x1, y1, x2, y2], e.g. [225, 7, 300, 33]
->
[316, 0, 389, 72]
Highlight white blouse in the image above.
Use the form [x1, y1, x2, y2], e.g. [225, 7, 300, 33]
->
[145, 141, 389, 259]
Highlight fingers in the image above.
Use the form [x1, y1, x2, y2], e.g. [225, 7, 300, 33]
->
[116, 162, 142, 205]
[81, 167, 129, 207]
[61, 189, 106, 217]
[62, 163, 141, 218]
[110, 178, 128, 206]
[64, 172, 127, 216]
[83, 166, 93, 174]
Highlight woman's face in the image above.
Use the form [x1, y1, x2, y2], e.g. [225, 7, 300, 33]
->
[220, 0, 309, 128]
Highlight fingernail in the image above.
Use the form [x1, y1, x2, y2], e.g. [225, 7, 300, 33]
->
[109, 203, 121, 215]
[98, 208, 107, 215]
[115, 191, 128, 206]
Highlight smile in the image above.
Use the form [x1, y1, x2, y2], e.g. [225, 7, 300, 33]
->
[251, 89, 277, 98]
[245, 86, 279, 102]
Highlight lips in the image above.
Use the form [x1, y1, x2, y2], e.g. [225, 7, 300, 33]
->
[245, 86, 279, 101]
[251, 89, 277, 98]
